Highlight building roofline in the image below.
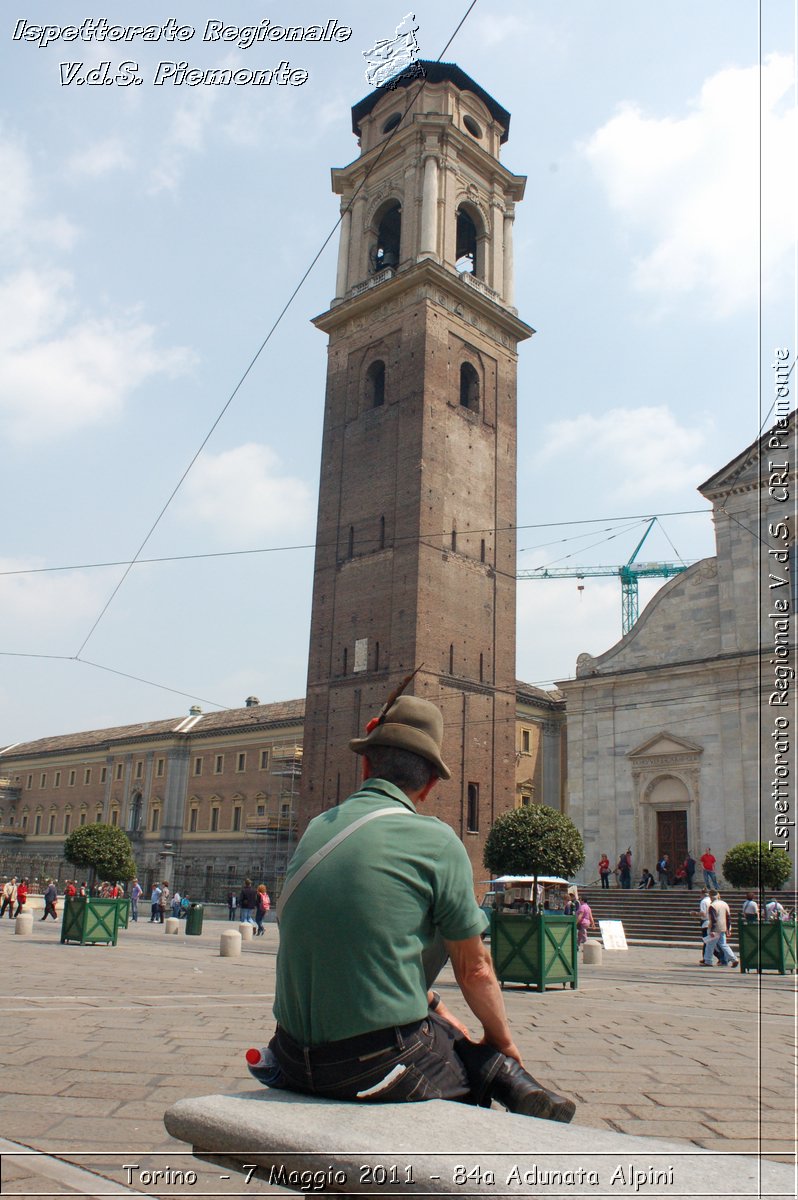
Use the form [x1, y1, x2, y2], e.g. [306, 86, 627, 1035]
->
[351, 61, 511, 143]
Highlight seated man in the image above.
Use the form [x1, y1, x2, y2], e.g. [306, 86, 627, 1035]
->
[637, 869, 655, 889]
[251, 695, 575, 1122]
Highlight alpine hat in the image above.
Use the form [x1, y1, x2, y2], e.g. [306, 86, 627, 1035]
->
[349, 695, 451, 780]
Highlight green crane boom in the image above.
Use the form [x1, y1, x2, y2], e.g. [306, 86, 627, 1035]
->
[517, 520, 691, 635]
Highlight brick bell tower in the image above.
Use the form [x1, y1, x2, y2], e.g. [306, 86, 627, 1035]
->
[300, 62, 532, 876]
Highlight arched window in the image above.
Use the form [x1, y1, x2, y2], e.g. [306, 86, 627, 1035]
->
[456, 206, 479, 276]
[372, 201, 401, 271]
[460, 363, 480, 411]
[129, 792, 143, 832]
[367, 360, 386, 407]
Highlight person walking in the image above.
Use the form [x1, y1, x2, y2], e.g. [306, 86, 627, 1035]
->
[575, 895, 596, 948]
[150, 884, 162, 922]
[239, 879, 258, 924]
[14, 878, 28, 917]
[158, 883, 170, 924]
[700, 848, 718, 889]
[255, 885, 271, 935]
[741, 893, 759, 924]
[618, 849, 632, 889]
[171, 890, 182, 919]
[697, 888, 723, 964]
[1, 877, 17, 919]
[258, 694, 576, 1122]
[598, 853, 611, 889]
[702, 890, 738, 967]
[41, 880, 58, 920]
[656, 854, 670, 889]
[227, 891, 238, 921]
[129, 878, 143, 922]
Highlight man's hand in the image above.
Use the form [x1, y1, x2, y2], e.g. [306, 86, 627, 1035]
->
[433, 999, 471, 1041]
[445, 934, 517, 1058]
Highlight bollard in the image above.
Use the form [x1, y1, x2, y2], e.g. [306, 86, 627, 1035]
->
[220, 930, 242, 958]
[238, 922, 254, 943]
[582, 939, 603, 965]
[15, 912, 33, 936]
[164, 917, 180, 935]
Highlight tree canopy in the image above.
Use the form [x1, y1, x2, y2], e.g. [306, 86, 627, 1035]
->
[483, 804, 585, 881]
[722, 841, 792, 891]
[63, 823, 137, 883]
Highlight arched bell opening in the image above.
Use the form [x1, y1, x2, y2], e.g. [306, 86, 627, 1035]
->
[455, 205, 485, 278]
[370, 201, 402, 273]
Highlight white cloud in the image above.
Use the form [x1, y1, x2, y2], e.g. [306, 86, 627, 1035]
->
[0, 134, 193, 441]
[517, 577, 621, 684]
[583, 54, 796, 315]
[179, 443, 315, 542]
[0, 557, 103, 645]
[68, 138, 132, 178]
[467, 13, 533, 48]
[533, 406, 712, 502]
[0, 268, 192, 440]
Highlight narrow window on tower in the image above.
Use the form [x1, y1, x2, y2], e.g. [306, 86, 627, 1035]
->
[455, 206, 479, 276]
[348, 525, 354, 557]
[467, 783, 480, 832]
[367, 360, 386, 407]
[375, 641, 380, 671]
[379, 515, 386, 548]
[372, 200, 401, 272]
[449, 644, 454, 675]
[451, 528, 457, 552]
[460, 363, 480, 411]
[342, 646, 348, 674]
[480, 539, 486, 563]
[479, 652, 484, 682]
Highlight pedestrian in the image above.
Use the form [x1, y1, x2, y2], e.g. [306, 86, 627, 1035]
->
[158, 882, 170, 924]
[598, 853, 611, 889]
[697, 888, 723, 964]
[700, 847, 718, 889]
[701, 890, 738, 967]
[683, 851, 696, 890]
[618, 848, 632, 889]
[41, 879, 58, 920]
[741, 893, 759, 924]
[256, 693, 576, 1122]
[129, 878, 143, 922]
[14, 878, 28, 917]
[227, 891, 238, 921]
[239, 878, 258, 925]
[255, 884, 271, 935]
[656, 853, 670, 889]
[171, 889, 182, 919]
[575, 895, 595, 948]
[180, 894, 190, 920]
[766, 898, 787, 921]
[150, 883, 162, 922]
[1, 877, 17, 919]
[64, 880, 77, 900]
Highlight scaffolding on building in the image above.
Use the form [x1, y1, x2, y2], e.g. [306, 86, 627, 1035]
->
[245, 744, 302, 894]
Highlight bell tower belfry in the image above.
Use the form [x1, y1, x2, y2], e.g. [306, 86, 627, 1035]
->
[300, 62, 533, 873]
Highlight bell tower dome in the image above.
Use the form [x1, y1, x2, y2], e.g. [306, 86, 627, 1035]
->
[300, 63, 533, 874]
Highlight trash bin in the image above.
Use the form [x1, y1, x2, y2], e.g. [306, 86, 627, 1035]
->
[186, 903, 204, 936]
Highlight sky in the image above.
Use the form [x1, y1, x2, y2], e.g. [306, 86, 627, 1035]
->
[1, 1, 796, 745]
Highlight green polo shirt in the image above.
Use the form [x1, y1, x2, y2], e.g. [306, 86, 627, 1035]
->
[273, 779, 487, 1045]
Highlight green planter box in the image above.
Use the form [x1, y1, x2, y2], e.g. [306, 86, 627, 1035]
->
[739, 920, 796, 974]
[118, 898, 131, 929]
[60, 897, 123, 946]
[490, 910, 578, 991]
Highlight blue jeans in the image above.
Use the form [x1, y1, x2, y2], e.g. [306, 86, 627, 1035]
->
[240, 907, 255, 924]
[703, 869, 718, 888]
[704, 931, 737, 965]
[269, 1015, 499, 1105]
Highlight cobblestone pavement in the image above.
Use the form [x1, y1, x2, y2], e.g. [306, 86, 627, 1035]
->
[0, 917, 794, 1198]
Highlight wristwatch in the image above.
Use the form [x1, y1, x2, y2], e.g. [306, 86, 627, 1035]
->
[428, 990, 441, 1011]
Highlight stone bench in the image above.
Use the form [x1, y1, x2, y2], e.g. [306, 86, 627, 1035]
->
[164, 1091, 794, 1197]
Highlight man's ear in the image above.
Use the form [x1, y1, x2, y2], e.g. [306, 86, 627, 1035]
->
[417, 775, 439, 803]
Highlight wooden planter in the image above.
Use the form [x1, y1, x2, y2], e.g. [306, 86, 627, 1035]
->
[490, 910, 578, 991]
[60, 897, 123, 946]
[738, 920, 796, 974]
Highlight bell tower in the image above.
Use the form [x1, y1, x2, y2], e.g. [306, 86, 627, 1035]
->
[300, 62, 533, 874]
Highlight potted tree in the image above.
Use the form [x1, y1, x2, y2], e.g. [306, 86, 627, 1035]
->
[483, 805, 585, 991]
[722, 842, 795, 974]
[61, 825, 137, 946]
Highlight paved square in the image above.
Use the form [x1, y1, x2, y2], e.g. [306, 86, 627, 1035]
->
[0, 917, 794, 1197]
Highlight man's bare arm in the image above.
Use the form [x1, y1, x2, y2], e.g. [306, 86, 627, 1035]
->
[445, 935, 523, 1065]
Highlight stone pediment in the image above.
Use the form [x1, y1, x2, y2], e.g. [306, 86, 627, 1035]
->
[628, 732, 703, 760]
[699, 410, 795, 500]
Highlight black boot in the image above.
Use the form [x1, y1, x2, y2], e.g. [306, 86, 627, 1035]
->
[483, 1058, 576, 1123]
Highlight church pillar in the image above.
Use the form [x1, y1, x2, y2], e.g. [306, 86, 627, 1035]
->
[335, 204, 352, 297]
[503, 210, 515, 304]
[420, 156, 439, 256]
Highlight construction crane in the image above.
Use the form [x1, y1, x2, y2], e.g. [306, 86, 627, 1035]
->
[517, 519, 691, 635]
